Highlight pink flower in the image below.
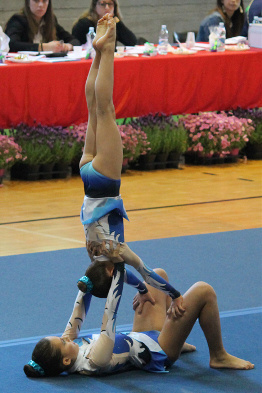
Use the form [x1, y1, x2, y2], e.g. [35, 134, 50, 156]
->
[183, 111, 254, 156]
[0, 135, 24, 169]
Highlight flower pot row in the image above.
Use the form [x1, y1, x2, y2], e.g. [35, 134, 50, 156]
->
[184, 150, 240, 166]
[1, 109, 261, 184]
[129, 151, 183, 171]
[10, 162, 71, 181]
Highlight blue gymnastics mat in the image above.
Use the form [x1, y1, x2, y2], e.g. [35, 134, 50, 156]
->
[1, 313, 261, 393]
[0, 229, 261, 392]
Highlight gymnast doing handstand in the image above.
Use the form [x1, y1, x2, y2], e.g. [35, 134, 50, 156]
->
[74, 13, 183, 307]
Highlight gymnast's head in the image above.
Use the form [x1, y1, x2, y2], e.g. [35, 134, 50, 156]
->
[85, 0, 121, 21]
[77, 240, 116, 297]
[77, 259, 114, 298]
[23, 336, 79, 378]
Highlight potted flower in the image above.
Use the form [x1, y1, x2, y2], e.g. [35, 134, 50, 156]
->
[118, 124, 150, 171]
[0, 133, 24, 185]
[131, 113, 188, 169]
[166, 121, 188, 167]
[51, 126, 80, 178]
[222, 114, 253, 156]
[10, 123, 58, 180]
[182, 112, 253, 164]
[231, 108, 262, 159]
[130, 113, 172, 169]
[248, 121, 262, 159]
[69, 123, 87, 174]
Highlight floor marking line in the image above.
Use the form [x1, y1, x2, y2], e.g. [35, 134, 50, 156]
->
[2, 226, 84, 244]
[0, 196, 261, 226]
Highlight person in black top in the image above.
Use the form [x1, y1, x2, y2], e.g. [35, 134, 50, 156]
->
[196, 0, 245, 42]
[72, 0, 137, 46]
[5, 0, 80, 52]
[241, 0, 262, 36]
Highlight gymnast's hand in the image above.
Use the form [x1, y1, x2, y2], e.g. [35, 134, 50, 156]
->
[132, 292, 155, 314]
[167, 296, 185, 320]
[101, 241, 125, 263]
[86, 240, 102, 260]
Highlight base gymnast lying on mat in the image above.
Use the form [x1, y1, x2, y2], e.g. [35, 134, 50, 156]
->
[24, 17, 254, 378]
[24, 265, 254, 377]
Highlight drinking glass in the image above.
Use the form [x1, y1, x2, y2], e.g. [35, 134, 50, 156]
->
[73, 46, 82, 57]
[117, 46, 125, 55]
[186, 32, 195, 49]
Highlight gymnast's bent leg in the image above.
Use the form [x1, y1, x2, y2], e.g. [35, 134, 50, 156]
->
[157, 282, 254, 370]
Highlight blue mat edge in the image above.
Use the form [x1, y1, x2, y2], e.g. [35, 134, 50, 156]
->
[2, 227, 261, 259]
[1, 306, 261, 348]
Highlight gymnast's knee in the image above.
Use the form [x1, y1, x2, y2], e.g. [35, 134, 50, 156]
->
[153, 268, 169, 282]
[193, 281, 217, 301]
[96, 101, 115, 117]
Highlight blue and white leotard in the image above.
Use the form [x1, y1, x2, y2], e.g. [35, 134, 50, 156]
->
[80, 162, 128, 244]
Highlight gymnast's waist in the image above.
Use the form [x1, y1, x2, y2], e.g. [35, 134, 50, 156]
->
[81, 162, 121, 198]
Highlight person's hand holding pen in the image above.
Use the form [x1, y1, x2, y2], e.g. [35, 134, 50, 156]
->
[39, 40, 72, 52]
[60, 41, 74, 52]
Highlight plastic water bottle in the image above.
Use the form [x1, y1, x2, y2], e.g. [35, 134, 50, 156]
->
[86, 27, 96, 58]
[217, 22, 226, 52]
[158, 25, 169, 55]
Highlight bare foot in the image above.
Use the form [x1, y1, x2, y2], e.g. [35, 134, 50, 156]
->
[181, 342, 196, 353]
[210, 352, 254, 370]
[92, 15, 108, 50]
[95, 16, 116, 52]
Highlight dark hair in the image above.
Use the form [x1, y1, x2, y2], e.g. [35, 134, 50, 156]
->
[23, 338, 68, 378]
[215, 0, 244, 37]
[22, 0, 56, 42]
[74, 0, 122, 26]
[78, 261, 112, 298]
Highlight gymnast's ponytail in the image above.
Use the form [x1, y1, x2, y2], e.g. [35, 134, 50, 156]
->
[24, 362, 44, 378]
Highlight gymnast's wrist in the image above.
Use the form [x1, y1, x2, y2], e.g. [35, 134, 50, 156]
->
[115, 262, 125, 272]
[138, 287, 148, 295]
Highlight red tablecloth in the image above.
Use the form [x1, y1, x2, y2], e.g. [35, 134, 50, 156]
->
[1, 48, 262, 128]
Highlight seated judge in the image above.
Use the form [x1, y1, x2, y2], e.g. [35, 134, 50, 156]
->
[72, 0, 138, 46]
[196, 0, 245, 42]
[5, 0, 80, 53]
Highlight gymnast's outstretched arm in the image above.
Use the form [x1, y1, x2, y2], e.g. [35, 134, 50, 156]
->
[63, 263, 153, 342]
[62, 291, 92, 340]
[62, 264, 124, 370]
[87, 263, 124, 367]
[101, 241, 181, 300]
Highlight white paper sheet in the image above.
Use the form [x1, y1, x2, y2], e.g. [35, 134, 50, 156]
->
[125, 45, 146, 54]
[38, 57, 79, 63]
[18, 51, 53, 55]
[225, 36, 247, 44]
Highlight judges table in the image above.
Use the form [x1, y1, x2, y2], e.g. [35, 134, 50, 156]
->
[1, 48, 262, 128]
